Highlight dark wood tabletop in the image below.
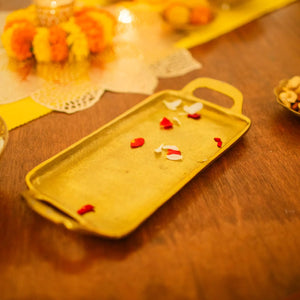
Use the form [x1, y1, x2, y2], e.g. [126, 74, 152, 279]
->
[0, 1, 300, 300]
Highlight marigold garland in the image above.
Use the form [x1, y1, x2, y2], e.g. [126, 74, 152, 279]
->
[1, 5, 116, 63]
[49, 26, 69, 62]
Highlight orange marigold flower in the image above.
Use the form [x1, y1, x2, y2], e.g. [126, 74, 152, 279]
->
[190, 6, 213, 25]
[10, 22, 36, 60]
[74, 6, 102, 17]
[75, 14, 104, 53]
[49, 26, 69, 62]
[4, 18, 31, 31]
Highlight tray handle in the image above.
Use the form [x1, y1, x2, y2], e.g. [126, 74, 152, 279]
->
[181, 77, 243, 114]
[22, 190, 85, 231]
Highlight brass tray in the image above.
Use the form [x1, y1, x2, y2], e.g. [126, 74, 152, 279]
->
[22, 78, 251, 238]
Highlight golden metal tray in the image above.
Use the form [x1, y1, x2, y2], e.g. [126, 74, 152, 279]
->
[22, 78, 251, 238]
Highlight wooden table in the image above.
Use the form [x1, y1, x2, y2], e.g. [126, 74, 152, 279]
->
[1, 1, 299, 300]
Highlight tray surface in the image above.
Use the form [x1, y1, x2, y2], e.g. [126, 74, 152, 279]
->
[23, 78, 251, 238]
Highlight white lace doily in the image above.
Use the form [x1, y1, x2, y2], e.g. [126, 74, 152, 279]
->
[31, 81, 105, 113]
[150, 49, 201, 78]
[0, 4, 201, 113]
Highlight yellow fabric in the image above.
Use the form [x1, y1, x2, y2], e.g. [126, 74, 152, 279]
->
[176, 0, 297, 48]
[0, 0, 296, 131]
[0, 97, 52, 131]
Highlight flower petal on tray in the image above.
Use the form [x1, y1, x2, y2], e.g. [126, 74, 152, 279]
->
[173, 116, 182, 125]
[183, 102, 203, 114]
[166, 153, 183, 161]
[162, 145, 179, 151]
[160, 117, 173, 129]
[77, 204, 95, 215]
[163, 99, 182, 110]
[154, 143, 164, 153]
[130, 137, 145, 148]
[187, 113, 201, 119]
[167, 149, 181, 155]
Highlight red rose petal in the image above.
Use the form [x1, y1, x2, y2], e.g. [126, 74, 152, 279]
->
[77, 204, 95, 215]
[160, 117, 173, 129]
[188, 113, 201, 119]
[167, 149, 181, 155]
[130, 137, 145, 148]
[214, 137, 223, 147]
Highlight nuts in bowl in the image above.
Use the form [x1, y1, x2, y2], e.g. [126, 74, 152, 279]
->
[275, 76, 300, 117]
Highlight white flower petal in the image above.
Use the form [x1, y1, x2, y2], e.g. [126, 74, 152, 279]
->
[173, 117, 181, 126]
[166, 154, 183, 161]
[154, 144, 164, 153]
[183, 102, 203, 114]
[163, 99, 182, 110]
[162, 145, 179, 151]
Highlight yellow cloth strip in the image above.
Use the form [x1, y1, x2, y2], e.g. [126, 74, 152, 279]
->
[176, 0, 297, 49]
[0, 97, 52, 131]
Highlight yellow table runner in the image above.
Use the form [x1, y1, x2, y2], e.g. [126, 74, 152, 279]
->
[0, 97, 51, 130]
[175, 0, 297, 49]
[0, 0, 297, 131]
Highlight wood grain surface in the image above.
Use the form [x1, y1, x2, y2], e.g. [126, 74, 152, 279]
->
[0, 1, 299, 300]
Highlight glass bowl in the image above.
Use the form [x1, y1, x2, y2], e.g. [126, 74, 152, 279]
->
[274, 76, 300, 117]
[0, 116, 8, 157]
